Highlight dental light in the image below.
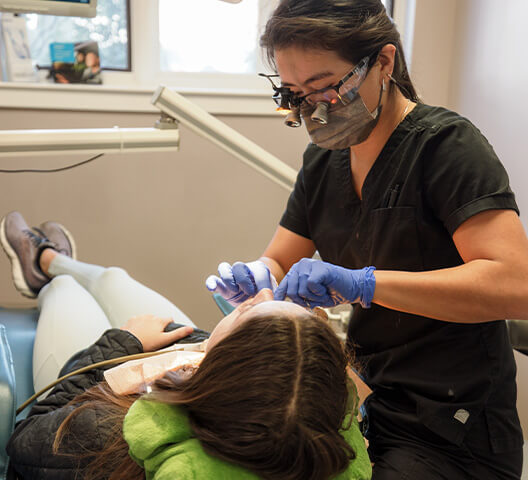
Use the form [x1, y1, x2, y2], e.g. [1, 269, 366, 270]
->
[151, 87, 295, 191]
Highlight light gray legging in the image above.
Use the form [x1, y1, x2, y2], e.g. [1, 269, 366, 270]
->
[33, 254, 195, 393]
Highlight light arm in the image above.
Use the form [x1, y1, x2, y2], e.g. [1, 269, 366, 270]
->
[0, 127, 179, 156]
[151, 86, 297, 192]
[0, 86, 296, 192]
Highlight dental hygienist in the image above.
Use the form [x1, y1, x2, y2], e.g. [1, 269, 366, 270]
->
[207, 0, 527, 478]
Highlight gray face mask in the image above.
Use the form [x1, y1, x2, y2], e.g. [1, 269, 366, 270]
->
[301, 87, 383, 150]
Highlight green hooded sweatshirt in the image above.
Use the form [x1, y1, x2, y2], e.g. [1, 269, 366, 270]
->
[123, 398, 372, 480]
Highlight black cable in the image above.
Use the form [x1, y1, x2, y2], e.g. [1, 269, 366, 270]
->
[0, 153, 104, 173]
[16, 350, 169, 415]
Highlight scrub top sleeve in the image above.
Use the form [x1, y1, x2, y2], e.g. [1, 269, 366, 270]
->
[423, 120, 519, 236]
[279, 167, 311, 239]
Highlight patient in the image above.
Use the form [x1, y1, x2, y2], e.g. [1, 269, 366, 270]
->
[1, 211, 371, 480]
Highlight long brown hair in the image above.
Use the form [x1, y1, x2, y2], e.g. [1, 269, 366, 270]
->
[260, 0, 420, 102]
[55, 309, 355, 480]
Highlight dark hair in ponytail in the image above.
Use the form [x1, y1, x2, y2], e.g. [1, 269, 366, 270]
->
[54, 308, 356, 480]
[260, 0, 420, 102]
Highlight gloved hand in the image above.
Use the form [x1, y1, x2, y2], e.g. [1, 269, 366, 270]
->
[274, 258, 376, 308]
[206, 260, 277, 306]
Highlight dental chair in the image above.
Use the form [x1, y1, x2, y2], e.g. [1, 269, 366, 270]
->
[1, 304, 528, 480]
[0, 307, 38, 480]
[508, 319, 528, 356]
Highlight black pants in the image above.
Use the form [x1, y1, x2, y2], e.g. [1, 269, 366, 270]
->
[366, 407, 523, 480]
[369, 444, 523, 480]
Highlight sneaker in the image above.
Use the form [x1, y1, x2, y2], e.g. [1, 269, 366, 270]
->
[34, 221, 77, 259]
[0, 212, 54, 298]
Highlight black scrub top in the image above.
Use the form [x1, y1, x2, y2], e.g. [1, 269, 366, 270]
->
[280, 103, 523, 453]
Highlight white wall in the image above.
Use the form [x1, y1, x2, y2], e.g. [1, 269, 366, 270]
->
[450, 0, 528, 230]
[410, 0, 458, 108]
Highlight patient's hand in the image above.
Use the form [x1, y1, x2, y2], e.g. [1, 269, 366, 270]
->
[121, 315, 193, 352]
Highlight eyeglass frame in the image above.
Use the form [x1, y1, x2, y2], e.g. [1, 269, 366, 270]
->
[258, 53, 376, 110]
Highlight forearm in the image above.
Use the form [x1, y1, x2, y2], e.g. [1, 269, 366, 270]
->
[373, 259, 528, 323]
[259, 256, 287, 283]
[260, 226, 317, 284]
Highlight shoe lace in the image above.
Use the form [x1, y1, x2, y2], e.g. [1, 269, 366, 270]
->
[33, 227, 63, 254]
[23, 229, 46, 248]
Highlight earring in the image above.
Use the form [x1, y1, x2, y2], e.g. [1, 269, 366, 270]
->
[382, 79, 386, 91]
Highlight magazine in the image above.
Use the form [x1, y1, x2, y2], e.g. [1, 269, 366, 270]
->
[50, 40, 102, 84]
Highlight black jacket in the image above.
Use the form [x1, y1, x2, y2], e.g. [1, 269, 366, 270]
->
[7, 329, 143, 480]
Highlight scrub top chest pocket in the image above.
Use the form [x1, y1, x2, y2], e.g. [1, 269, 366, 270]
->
[368, 205, 423, 271]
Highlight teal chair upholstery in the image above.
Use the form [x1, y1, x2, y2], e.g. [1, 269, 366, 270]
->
[0, 307, 38, 480]
[0, 324, 15, 480]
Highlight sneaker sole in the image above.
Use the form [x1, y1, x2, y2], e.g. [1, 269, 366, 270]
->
[0, 216, 36, 298]
[54, 222, 77, 260]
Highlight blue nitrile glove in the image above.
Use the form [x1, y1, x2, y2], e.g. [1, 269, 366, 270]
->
[205, 260, 277, 306]
[274, 258, 376, 308]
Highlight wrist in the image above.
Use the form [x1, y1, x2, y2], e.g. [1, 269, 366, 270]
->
[359, 266, 376, 308]
[260, 256, 286, 284]
[107, 328, 145, 355]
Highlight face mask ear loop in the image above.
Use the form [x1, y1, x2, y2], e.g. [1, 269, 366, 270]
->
[388, 73, 413, 100]
[371, 80, 385, 118]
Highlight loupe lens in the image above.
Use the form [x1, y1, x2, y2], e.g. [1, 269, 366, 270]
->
[311, 102, 329, 125]
[285, 108, 301, 127]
